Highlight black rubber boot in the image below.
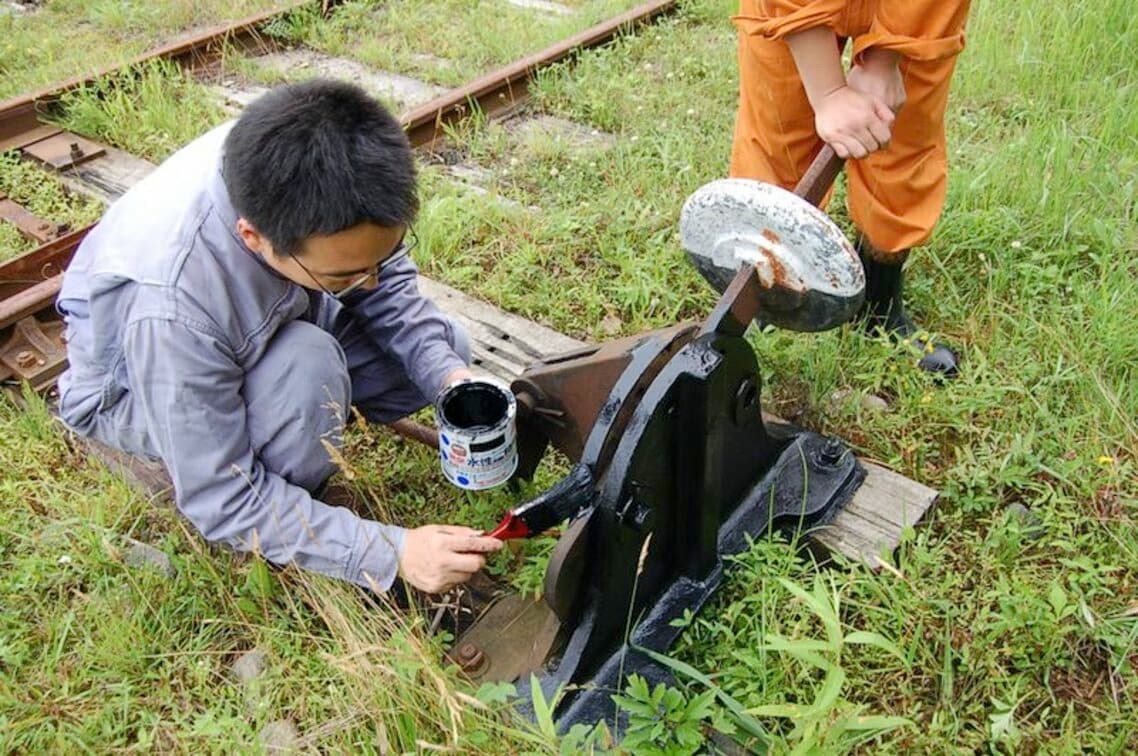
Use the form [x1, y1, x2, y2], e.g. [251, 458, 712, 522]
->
[857, 240, 959, 378]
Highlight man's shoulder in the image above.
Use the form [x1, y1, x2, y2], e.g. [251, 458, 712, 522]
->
[80, 124, 239, 287]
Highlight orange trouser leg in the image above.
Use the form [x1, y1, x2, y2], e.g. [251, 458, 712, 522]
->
[731, 27, 964, 256]
[730, 29, 824, 193]
[845, 53, 961, 255]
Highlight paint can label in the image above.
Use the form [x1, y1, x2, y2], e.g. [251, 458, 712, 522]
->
[435, 378, 518, 490]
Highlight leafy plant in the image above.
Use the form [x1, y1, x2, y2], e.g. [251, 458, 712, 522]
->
[742, 576, 912, 751]
[613, 674, 718, 755]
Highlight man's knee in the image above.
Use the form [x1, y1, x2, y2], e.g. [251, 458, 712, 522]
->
[450, 319, 472, 365]
[245, 321, 351, 489]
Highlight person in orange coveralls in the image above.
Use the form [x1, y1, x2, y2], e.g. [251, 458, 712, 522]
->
[731, 0, 972, 376]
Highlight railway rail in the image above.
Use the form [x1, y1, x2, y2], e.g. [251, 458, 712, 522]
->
[1, 0, 935, 575]
[0, 0, 679, 392]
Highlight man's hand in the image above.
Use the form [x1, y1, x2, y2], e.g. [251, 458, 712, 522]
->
[784, 27, 895, 161]
[440, 367, 474, 390]
[813, 85, 895, 160]
[847, 48, 907, 116]
[398, 525, 503, 593]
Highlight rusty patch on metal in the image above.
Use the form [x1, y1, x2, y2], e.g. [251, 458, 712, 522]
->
[22, 132, 106, 171]
[0, 316, 66, 390]
[760, 227, 781, 244]
[0, 125, 60, 154]
[753, 242, 803, 293]
[0, 194, 66, 243]
[446, 592, 562, 684]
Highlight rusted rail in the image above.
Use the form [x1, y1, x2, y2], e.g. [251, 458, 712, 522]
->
[0, 3, 308, 147]
[0, 1, 681, 391]
[403, 0, 677, 147]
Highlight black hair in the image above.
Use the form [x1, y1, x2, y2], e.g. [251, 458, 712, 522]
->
[222, 78, 417, 256]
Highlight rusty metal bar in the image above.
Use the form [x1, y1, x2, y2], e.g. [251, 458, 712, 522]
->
[402, 0, 678, 147]
[386, 417, 439, 448]
[0, 193, 65, 244]
[792, 144, 843, 207]
[0, 226, 85, 299]
[0, 275, 62, 331]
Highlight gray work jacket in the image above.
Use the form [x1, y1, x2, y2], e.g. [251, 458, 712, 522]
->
[56, 124, 464, 591]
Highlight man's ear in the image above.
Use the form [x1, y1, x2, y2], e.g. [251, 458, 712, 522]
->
[236, 217, 271, 256]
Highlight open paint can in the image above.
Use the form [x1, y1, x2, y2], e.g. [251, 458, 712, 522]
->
[435, 378, 518, 490]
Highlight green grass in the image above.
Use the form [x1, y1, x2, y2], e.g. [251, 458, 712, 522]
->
[0, 151, 103, 262]
[0, 0, 291, 100]
[263, 0, 651, 88]
[50, 59, 230, 162]
[1, 0, 1135, 751]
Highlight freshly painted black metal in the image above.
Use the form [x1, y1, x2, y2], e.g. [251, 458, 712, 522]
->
[511, 461, 595, 536]
[510, 322, 863, 731]
[481, 144, 868, 729]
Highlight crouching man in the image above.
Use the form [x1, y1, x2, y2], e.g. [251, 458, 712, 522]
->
[56, 79, 502, 594]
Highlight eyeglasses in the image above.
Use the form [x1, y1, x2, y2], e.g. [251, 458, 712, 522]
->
[292, 227, 418, 300]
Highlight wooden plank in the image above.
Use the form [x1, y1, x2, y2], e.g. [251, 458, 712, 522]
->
[56, 147, 156, 205]
[248, 49, 449, 113]
[811, 463, 938, 566]
[419, 277, 584, 354]
[74, 435, 174, 504]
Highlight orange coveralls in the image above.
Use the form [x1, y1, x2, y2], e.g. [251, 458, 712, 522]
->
[730, 0, 972, 256]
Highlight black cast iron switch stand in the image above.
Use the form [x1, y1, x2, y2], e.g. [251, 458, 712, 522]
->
[456, 146, 868, 731]
[506, 295, 865, 730]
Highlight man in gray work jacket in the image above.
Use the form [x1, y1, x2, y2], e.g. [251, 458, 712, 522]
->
[56, 79, 503, 595]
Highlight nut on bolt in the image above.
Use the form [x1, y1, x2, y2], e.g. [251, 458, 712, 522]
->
[15, 350, 39, 369]
[819, 437, 844, 466]
[456, 643, 487, 674]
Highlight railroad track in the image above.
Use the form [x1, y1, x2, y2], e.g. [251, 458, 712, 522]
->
[0, 0, 939, 576]
[0, 0, 679, 392]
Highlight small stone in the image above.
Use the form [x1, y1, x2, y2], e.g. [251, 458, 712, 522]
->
[259, 719, 299, 753]
[829, 388, 853, 407]
[1005, 503, 1046, 541]
[231, 649, 268, 684]
[504, 0, 574, 16]
[829, 389, 889, 413]
[599, 313, 622, 337]
[860, 394, 889, 412]
[124, 539, 176, 579]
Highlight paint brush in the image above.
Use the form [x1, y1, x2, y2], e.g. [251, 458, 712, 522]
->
[485, 462, 595, 540]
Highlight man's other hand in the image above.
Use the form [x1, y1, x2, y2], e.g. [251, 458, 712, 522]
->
[398, 525, 503, 593]
[847, 48, 907, 116]
[440, 367, 474, 391]
[814, 85, 895, 160]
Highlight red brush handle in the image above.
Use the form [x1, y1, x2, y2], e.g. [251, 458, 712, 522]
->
[486, 512, 531, 540]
